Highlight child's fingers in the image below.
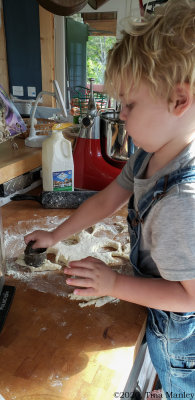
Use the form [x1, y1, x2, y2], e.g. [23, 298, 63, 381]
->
[64, 266, 93, 279]
[73, 287, 96, 297]
[24, 233, 35, 244]
[68, 257, 100, 269]
[66, 277, 92, 288]
[24, 236, 39, 248]
[24, 231, 42, 246]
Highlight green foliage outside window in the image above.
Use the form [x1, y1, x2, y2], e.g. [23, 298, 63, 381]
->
[87, 36, 116, 84]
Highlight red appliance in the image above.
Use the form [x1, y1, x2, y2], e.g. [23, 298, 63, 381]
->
[73, 128, 121, 191]
[73, 80, 126, 190]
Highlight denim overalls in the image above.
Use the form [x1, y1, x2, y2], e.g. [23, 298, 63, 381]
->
[127, 150, 195, 396]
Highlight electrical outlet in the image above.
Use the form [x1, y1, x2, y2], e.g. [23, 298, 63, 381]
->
[27, 86, 36, 97]
[12, 86, 24, 97]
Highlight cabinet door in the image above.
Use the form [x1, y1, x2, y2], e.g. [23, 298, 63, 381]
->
[3, 0, 42, 99]
[66, 18, 88, 91]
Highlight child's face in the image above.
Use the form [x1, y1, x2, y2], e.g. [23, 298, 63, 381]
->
[119, 80, 176, 153]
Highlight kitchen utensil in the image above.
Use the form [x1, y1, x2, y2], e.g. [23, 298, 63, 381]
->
[11, 190, 97, 209]
[73, 79, 126, 191]
[36, 0, 110, 15]
[36, 0, 88, 16]
[25, 80, 67, 148]
[24, 240, 47, 267]
[100, 111, 128, 167]
[140, 0, 168, 15]
[88, 0, 110, 9]
[73, 125, 121, 190]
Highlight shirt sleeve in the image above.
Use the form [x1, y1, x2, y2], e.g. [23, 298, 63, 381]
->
[116, 153, 135, 191]
[150, 193, 195, 281]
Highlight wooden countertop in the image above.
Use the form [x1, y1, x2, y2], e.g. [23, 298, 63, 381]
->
[0, 131, 76, 185]
[0, 138, 41, 184]
[0, 198, 147, 400]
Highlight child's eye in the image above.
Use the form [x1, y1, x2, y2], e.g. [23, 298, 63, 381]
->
[126, 103, 134, 110]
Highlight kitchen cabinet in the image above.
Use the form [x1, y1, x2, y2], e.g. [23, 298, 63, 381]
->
[1, 1, 54, 107]
[3, 0, 42, 99]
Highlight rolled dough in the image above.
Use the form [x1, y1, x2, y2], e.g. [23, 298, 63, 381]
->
[48, 223, 130, 266]
[16, 222, 130, 306]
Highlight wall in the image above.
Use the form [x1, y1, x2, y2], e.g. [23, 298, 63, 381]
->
[0, 7, 9, 93]
[3, 0, 42, 100]
[39, 6, 55, 107]
[54, 0, 141, 107]
[1, 0, 140, 107]
[54, 16, 66, 108]
[0, 1, 55, 106]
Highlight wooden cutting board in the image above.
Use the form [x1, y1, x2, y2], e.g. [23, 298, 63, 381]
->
[0, 195, 147, 400]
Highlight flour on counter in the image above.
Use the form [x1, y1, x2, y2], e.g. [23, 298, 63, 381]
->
[4, 215, 67, 259]
[15, 221, 130, 271]
[5, 216, 131, 306]
[66, 333, 72, 339]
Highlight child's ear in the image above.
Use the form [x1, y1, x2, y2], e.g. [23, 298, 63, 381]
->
[169, 84, 193, 116]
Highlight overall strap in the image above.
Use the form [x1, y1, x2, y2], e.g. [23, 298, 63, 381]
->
[138, 166, 195, 222]
[128, 149, 149, 212]
[133, 149, 149, 176]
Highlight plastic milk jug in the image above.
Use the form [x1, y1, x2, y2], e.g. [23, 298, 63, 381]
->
[42, 123, 74, 192]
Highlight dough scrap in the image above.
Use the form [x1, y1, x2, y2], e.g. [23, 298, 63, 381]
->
[68, 293, 120, 308]
[16, 254, 62, 272]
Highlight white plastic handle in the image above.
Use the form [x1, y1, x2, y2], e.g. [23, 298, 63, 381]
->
[62, 139, 72, 158]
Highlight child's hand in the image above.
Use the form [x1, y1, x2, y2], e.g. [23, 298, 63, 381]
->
[64, 257, 117, 297]
[24, 230, 55, 249]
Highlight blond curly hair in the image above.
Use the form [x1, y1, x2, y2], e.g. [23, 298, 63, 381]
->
[104, 0, 195, 101]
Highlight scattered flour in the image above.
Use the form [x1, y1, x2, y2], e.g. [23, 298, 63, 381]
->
[66, 333, 72, 339]
[4, 215, 131, 307]
[48, 373, 70, 388]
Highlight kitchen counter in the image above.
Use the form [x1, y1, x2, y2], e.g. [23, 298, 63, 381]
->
[0, 138, 41, 184]
[0, 198, 147, 400]
[0, 127, 76, 185]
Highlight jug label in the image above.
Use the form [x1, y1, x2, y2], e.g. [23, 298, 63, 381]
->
[53, 170, 73, 191]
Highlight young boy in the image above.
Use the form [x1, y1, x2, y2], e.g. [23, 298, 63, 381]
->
[25, 0, 195, 395]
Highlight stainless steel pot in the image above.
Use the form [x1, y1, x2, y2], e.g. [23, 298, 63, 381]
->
[100, 110, 128, 161]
